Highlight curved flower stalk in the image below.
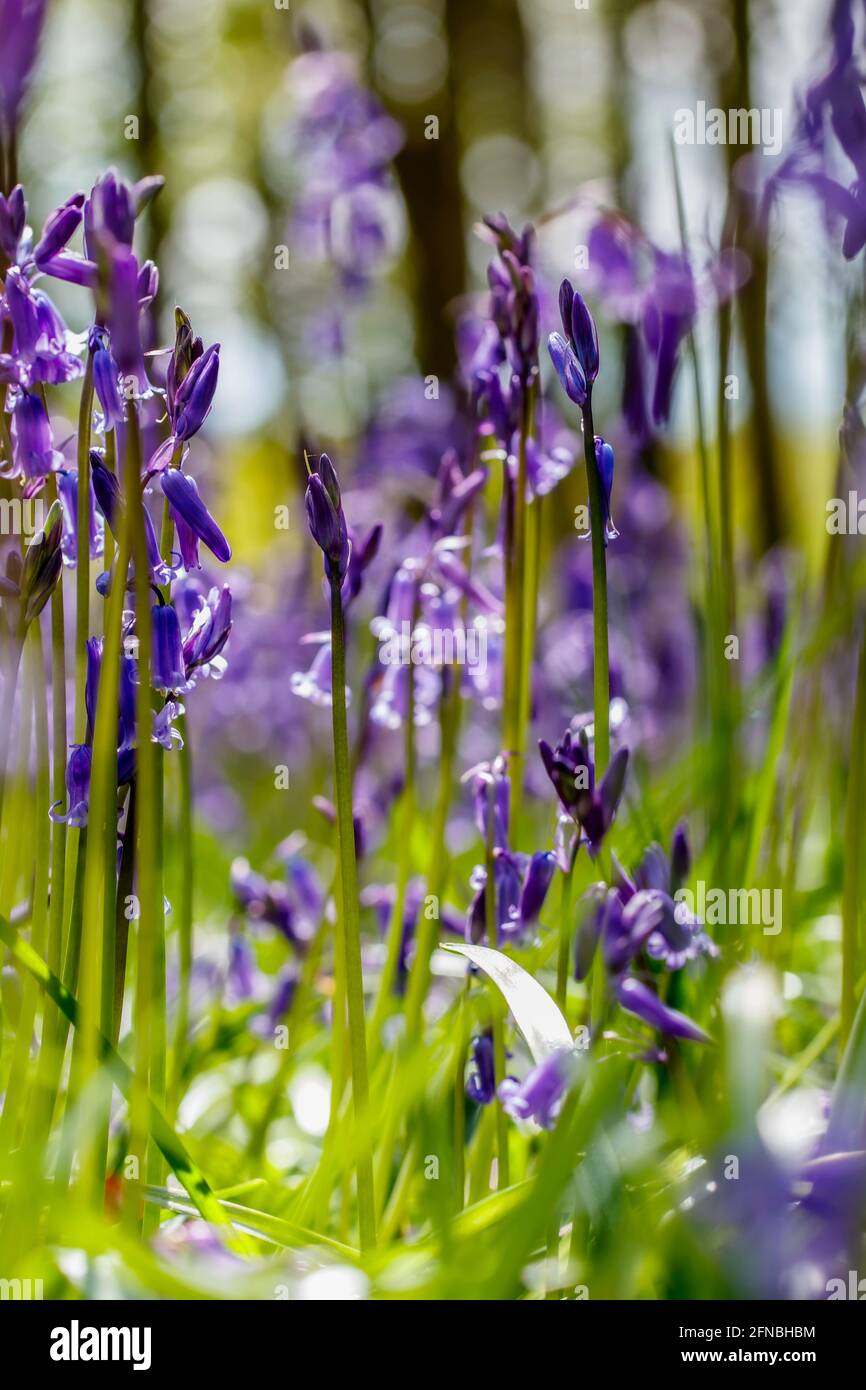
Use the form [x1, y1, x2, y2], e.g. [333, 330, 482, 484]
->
[473, 213, 542, 818]
[304, 451, 376, 1251]
[548, 281, 614, 775]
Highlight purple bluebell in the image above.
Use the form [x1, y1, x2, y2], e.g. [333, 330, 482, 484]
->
[538, 725, 629, 852]
[182, 584, 233, 678]
[589, 437, 618, 545]
[91, 454, 166, 580]
[291, 638, 335, 709]
[342, 522, 382, 608]
[0, 185, 25, 260]
[230, 857, 297, 944]
[84, 169, 163, 262]
[480, 214, 539, 384]
[466, 1033, 496, 1105]
[100, 245, 150, 395]
[226, 932, 256, 1003]
[615, 975, 710, 1043]
[546, 330, 587, 408]
[499, 1048, 576, 1129]
[48, 744, 92, 828]
[152, 699, 184, 751]
[56, 466, 103, 565]
[559, 278, 599, 386]
[160, 468, 231, 566]
[151, 602, 188, 693]
[0, 0, 47, 136]
[466, 847, 556, 946]
[304, 453, 350, 581]
[90, 328, 125, 431]
[469, 755, 511, 851]
[3, 267, 83, 385]
[642, 251, 697, 424]
[173, 343, 219, 443]
[252, 967, 298, 1038]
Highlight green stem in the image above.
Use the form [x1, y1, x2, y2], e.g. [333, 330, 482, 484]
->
[0, 633, 23, 829]
[370, 617, 416, 1047]
[555, 853, 575, 1012]
[329, 570, 376, 1251]
[841, 618, 866, 1047]
[169, 714, 193, 1114]
[405, 664, 460, 1034]
[125, 403, 164, 1233]
[580, 397, 610, 775]
[74, 350, 94, 745]
[509, 382, 534, 823]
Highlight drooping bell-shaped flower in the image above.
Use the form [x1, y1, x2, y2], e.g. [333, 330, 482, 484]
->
[538, 724, 629, 852]
[49, 743, 92, 828]
[160, 468, 231, 567]
[151, 602, 188, 692]
[499, 1048, 577, 1129]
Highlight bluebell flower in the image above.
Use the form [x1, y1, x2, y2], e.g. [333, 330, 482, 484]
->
[151, 602, 188, 693]
[538, 723, 629, 852]
[49, 744, 92, 828]
[304, 453, 350, 582]
[466, 1033, 496, 1105]
[160, 468, 231, 567]
[182, 584, 233, 679]
[499, 1048, 577, 1129]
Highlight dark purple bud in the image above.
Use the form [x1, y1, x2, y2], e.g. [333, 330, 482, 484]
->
[305, 471, 350, 579]
[316, 452, 342, 511]
[671, 821, 691, 894]
[173, 342, 219, 440]
[166, 307, 202, 417]
[91, 455, 122, 534]
[518, 851, 556, 929]
[466, 1033, 496, 1105]
[558, 278, 575, 339]
[548, 332, 587, 407]
[615, 975, 710, 1043]
[0, 184, 26, 259]
[132, 175, 165, 214]
[570, 288, 599, 383]
[32, 194, 84, 267]
[161, 468, 231, 565]
[599, 746, 629, 826]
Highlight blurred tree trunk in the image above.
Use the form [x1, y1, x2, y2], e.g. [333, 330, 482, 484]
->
[366, 0, 536, 382]
[725, 0, 784, 549]
[131, 0, 166, 272]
